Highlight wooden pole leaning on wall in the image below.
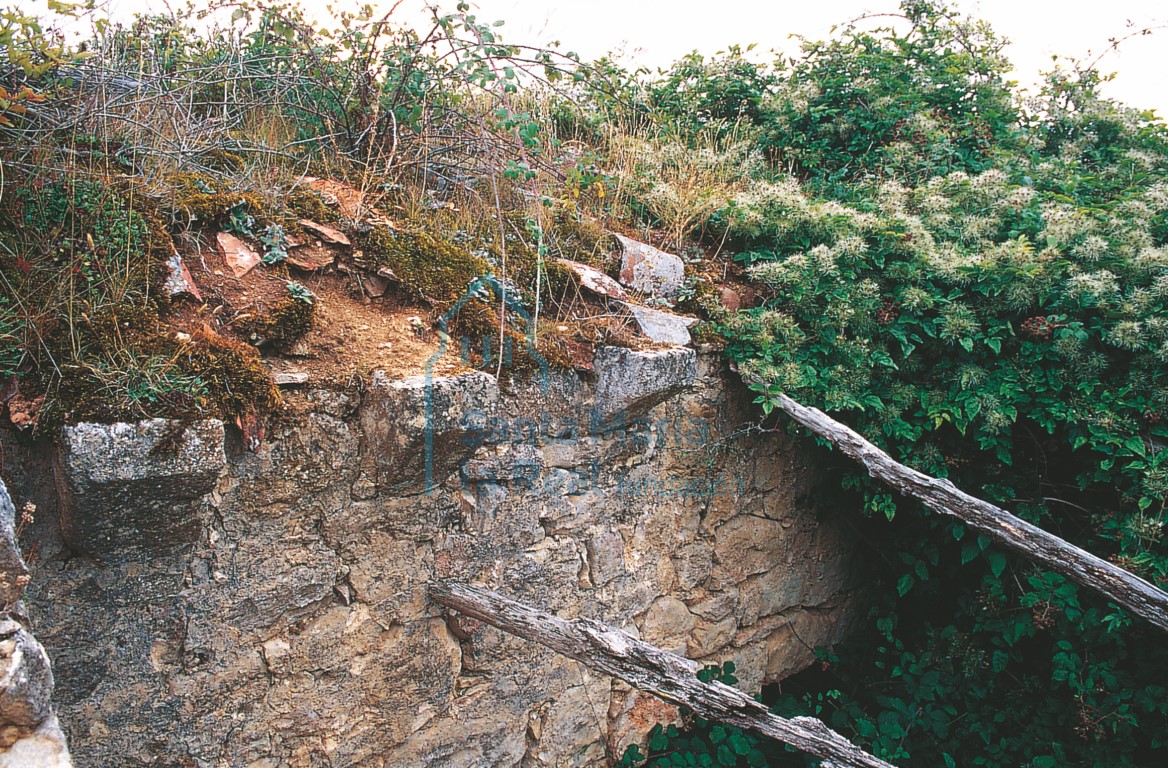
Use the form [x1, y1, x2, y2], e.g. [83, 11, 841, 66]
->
[772, 393, 1168, 633]
[430, 581, 895, 768]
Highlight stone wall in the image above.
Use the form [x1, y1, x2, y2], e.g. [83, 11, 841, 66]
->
[0, 478, 72, 767]
[8, 348, 865, 767]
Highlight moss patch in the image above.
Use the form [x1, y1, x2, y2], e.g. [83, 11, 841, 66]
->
[284, 187, 341, 226]
[245, 297, 316, 351]
[180, 328, 280, 420]
[355, 226, 489, 306]
[159, 172, 272, 227]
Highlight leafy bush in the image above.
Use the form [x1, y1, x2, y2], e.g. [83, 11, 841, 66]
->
[648, 46, 779, 135]
[589, 1, 1168, 765]
[617, 664, 785, 768]
[710, 5, 1168, 767]
[761, 1, 1017, 189]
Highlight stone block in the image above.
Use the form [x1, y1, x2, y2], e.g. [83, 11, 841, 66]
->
[558, 259, 627, 300]
[620, 302, 698, 346]
[673, 543, 714, 591]
[461, 444, 542, 487]
[586, 529, 625, 586]
[0, 619, 53, 728]
[360, 371, 498, 493]
[0, 481, 28, 607]
[639, 596, 695, 653]
[689, 616, 737, 657]
[540, 442, 579, 469]
[56, 419, 225, 562]
[613, 235, 685, 299]
[591, 347, 697, 427]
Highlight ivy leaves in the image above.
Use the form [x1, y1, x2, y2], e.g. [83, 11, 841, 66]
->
[690, 1, 1168, 765]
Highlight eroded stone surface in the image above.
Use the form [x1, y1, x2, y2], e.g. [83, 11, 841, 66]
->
[162, 252, 202, 302]
[614, 235, 686, 299]
[19, 351, 864, 767]
[0, 479, 71, 768]
[0, 619, 53, 729]
[621, 302, 698, 346]
[592, 346, 697, 426]
[55, 419, 225, 563]
[0, 486, 27, 608]
[360, 371, 499, 494]
[0, 713, 72, 768]
[560, 258, 628, 300]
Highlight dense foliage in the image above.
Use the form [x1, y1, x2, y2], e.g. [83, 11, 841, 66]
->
[598, 2, 1168, 766]
[3, 0, 1167, 764]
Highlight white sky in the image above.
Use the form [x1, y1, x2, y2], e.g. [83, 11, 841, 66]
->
[460, 0, 1167, 116]
[87, 0, 1168, 117]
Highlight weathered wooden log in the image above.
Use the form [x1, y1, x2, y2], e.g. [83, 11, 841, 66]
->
[773, 393, 1168, 633]
[430, 581, 895, 768]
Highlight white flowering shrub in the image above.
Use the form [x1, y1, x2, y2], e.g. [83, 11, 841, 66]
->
[579, 3, 1168, 767]
[693, 3, 1168, 766]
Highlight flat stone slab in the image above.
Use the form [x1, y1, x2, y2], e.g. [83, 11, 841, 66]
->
[216, 232, 260, 278]
[163, 253, 202, 302]
[613, 234, 685, 299]
[272, 371, 310, 387]
[298, 219, 350, 246]
[284, 244, 336, 272]
[558, 259, 628, 300]
[360, 371, 499, 493]
[56, 419, 226, 562]
[621, 302, 698, 346]
[591, 347, 697, 427]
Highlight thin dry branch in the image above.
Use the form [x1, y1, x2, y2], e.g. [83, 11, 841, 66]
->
[430, 581, 895, 768]
[772, 393, 1168, 633]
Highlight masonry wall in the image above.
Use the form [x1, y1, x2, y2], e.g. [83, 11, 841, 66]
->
[6, 347, 865, 767]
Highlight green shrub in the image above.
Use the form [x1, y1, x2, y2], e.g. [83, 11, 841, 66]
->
[604, 2, 1168, 765]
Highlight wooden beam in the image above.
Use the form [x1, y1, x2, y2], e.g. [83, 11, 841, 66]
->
[773, 393, 1168, 633]
[430, 581, 895, 768]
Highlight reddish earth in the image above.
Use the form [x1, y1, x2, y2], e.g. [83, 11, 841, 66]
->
[167, 230, 467, 387]
[162, 194, 748, 391]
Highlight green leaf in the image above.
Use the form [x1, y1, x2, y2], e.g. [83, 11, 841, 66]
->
[992, 649, 1009, 673]
[986, 550, 1006, 578]
[728, 731, 751, 756]
[1124, 436, 1147, 456]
